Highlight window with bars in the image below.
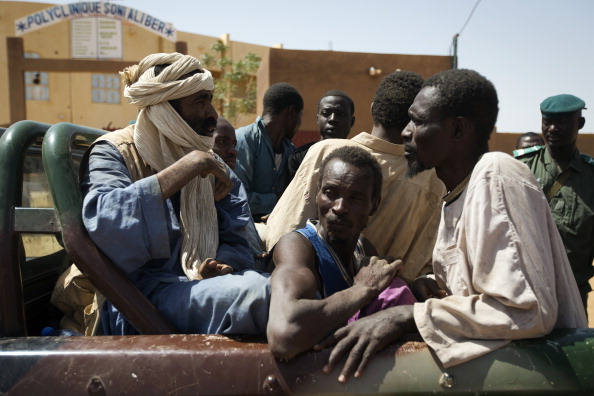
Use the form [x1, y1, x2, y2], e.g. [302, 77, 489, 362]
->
[24, 53, 49, 101]
[92, 74, 120, 104]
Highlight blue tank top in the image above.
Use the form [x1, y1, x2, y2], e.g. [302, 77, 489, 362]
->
[295, 220, 365, 298]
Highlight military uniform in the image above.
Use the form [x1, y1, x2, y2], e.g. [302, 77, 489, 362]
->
[517, 145, 594, 307]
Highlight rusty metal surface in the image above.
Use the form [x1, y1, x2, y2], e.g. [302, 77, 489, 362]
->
[1, 329, 593, 395]
[1, 335, 284, 395]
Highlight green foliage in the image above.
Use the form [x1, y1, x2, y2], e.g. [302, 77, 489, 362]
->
[200, 40, 261, 124]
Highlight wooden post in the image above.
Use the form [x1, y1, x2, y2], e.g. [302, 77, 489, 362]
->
[6, 38, 188, 124]
[175, 41, 188, 55]
[7, 37, 27, 124]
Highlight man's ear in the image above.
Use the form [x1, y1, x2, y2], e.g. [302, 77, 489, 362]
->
[280, 105, 293, 119]
[453, 116, 471, 141]
[350, 115, 356, 128]
[579, 116, 586, 130]
[288, 104, 298, 116]
[369, 196, 380, 216]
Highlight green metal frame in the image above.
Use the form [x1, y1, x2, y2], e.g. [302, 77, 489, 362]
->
[0, 121, 52, 336]
[42, 123, 176, 334]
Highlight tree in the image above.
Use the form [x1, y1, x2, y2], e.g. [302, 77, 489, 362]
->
[200, 40, 261, 125]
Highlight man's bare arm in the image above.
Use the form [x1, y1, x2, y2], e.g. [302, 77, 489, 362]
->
[267, 232, 400, 359]
[157, 150, 233, 201]
[315, 304, 416, 383]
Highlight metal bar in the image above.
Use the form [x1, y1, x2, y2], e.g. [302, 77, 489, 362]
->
[1, 329, 593, 395]
[13, 208, 60, 233]
[0, 120, 52, 336]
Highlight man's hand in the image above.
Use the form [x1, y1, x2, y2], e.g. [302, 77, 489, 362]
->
[259, 213, 270, 224]
[198, 258, 234, 279]
[411, 276, 448, 302]
[314, 305, 415, 383]
[195, 152, 233, 201]
[354, 256, 402, 295]
[157, 150, 233, 200]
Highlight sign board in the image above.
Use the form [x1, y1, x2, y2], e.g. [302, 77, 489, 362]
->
[71, 17, 123, 59]
[15, 2, 176, 41]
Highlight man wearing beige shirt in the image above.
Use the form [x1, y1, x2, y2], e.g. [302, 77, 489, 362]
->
[266, 70, 446, 283]
[315, 68, 587, 382]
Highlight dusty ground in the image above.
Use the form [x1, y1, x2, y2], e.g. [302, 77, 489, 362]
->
[588, 278, 594, 328]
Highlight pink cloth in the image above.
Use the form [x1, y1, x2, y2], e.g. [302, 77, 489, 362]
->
[348, 277, 416, 323]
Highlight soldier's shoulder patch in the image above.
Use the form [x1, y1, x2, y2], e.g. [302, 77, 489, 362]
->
[581, 153, 594, 166]
[513, 145, 544, 158]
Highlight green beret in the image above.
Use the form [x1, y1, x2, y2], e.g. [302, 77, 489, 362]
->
[540, 94, 586, 118]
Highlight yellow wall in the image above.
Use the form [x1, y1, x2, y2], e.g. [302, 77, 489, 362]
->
[0, 2, 451, 135]
[0, 1, 269, 129]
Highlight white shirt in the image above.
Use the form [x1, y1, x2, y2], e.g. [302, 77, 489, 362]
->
[414, 152, 587, 368]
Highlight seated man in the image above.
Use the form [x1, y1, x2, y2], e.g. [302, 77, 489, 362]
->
[316, 68, 587, 382]
[81, 53, 269, 335]
[210, 116, 266, 259]
[211, 116, 238, 169]
[287, 89, 355, 180]
[266, 71, 445, 284]
[268, 145, 415, 361]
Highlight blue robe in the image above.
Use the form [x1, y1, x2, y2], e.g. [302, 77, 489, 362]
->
[81, 141, 270, 335]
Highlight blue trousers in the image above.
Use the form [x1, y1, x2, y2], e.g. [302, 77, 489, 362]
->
[103, 270, 271, 335]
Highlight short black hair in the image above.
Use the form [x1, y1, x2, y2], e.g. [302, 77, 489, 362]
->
[318, 89, 355, 114]
[372, 70, 424, 131]
[318, 146, 382, 202]
[154, 63, 171, 77]
[424, 69, 499, 146]
[263, 82, 304, 115]
[515, 132, 544, 149]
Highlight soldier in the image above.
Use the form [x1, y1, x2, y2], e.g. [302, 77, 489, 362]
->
[516, 94, 594, 313]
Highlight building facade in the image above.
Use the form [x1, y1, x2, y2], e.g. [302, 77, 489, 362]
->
[1, 1, 455, 144]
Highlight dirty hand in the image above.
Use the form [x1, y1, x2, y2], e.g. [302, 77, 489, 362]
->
[259, 213, 270, 223]
[354, 256, 402, 295]
[314, 305, 414, 383]
[411, 276, 448, 302]
[198, 258, 234, 280]
[194, 151, 233, 201]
